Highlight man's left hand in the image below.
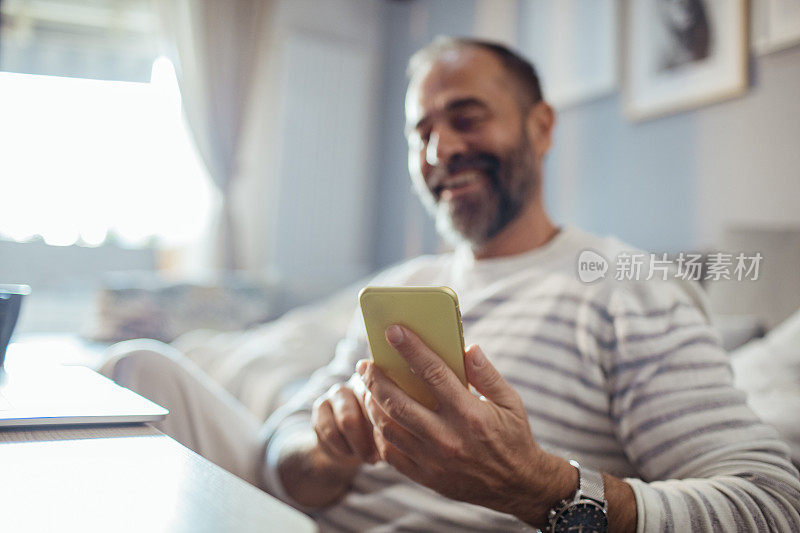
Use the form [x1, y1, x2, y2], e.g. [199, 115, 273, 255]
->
[356, 324, 576, 526]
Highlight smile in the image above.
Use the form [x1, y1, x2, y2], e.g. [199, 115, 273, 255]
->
[437, 171, 485, 201]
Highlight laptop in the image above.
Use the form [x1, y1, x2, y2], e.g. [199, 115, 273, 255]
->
[0, 365, 168, 428]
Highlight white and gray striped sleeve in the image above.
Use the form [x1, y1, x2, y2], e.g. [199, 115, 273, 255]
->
[605, 281, 800, 531]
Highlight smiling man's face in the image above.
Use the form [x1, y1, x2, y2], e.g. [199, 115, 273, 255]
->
[405, 46, 543, 249]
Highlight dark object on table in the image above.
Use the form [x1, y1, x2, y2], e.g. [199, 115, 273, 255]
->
[0, 284, 30, 369]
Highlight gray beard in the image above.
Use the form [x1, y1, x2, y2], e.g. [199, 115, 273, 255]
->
[415, 136, 538, 249]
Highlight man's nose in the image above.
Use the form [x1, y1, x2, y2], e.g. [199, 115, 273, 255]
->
[425, 126, 467, 167]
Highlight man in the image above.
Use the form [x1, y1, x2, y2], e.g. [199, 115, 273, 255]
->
[104, 38, 800, 531]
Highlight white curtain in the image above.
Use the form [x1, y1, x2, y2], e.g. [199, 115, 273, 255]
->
[155, 0, 271, 270]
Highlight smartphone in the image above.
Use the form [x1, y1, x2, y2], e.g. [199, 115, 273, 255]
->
[359, 286, 467, 409]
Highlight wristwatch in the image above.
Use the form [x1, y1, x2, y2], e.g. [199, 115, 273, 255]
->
[547, 460, 608, 533]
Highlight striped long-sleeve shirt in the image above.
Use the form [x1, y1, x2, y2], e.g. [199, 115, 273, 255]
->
[263, 226, 800, 532]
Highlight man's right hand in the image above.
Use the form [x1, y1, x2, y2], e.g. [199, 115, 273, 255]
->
[311, 374, 379, 466]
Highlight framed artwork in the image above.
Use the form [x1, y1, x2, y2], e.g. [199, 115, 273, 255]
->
[623, 0, 749, 121]
[752, 0, 800, 54]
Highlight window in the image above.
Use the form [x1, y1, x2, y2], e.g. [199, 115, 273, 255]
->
[0, 57, 218, 248]
[0, 0, 217, 250]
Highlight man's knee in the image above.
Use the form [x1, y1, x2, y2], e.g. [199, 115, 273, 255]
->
[100, 339, 186, 392]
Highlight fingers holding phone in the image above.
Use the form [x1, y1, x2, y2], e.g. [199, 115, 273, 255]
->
[359, 286, 468, 410]
[311, 377, 379, 465]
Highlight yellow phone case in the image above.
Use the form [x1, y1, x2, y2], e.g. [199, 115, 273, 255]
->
[359, 286, 467, 409]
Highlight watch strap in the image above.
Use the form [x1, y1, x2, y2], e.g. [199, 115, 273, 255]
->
[571, 459, 604, 503]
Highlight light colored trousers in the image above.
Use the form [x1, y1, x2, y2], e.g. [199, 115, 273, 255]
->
[99, 339, 267, 488]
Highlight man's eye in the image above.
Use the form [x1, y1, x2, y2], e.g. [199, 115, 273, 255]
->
[451, 115, 482, 132]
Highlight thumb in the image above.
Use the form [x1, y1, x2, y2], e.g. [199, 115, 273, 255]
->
[465, 345, 519, 409]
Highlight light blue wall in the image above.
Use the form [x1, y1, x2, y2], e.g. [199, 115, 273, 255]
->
[544, 94, 698, 252]
[543, 44, 800, 253]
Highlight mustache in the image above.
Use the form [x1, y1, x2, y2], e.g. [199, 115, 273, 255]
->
[428, 152, 501, 197]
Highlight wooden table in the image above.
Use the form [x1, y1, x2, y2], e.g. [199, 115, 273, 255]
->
[0, 424, 317, 532]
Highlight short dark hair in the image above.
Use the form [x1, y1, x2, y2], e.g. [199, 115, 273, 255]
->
[407, 36, 544, 109]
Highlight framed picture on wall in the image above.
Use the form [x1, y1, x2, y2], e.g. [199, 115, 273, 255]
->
[623, 0, 749, 121]
[752, 0, 800, 54]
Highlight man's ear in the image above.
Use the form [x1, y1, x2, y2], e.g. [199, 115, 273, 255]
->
[525, 101, 555, 160]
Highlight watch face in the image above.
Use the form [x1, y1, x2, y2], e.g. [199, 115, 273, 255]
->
[552, 500, 608, 533]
